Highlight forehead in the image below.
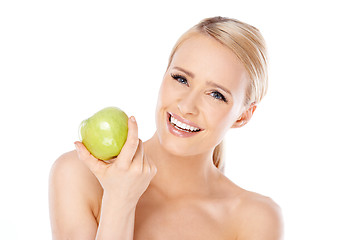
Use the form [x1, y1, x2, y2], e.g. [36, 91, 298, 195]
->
[169, 34, 249, 94]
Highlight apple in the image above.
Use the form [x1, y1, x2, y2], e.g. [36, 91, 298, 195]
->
[79, 107, 128, 161]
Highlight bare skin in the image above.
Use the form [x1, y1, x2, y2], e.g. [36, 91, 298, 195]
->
[49, 33, 283, 239]
[135, 136, 283, 240]
[49, 147, 282, 240]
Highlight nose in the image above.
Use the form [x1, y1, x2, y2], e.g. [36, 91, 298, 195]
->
[177, 91, 200, 116]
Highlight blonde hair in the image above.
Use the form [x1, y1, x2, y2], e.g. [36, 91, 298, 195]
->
[167, 16, 268, 172]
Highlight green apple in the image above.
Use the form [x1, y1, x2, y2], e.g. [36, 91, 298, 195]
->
[79, 107, 128, 161]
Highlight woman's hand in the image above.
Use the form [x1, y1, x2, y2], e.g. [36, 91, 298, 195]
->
[74, 116, 157, 206]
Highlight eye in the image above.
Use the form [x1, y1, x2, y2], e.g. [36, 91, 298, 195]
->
[171, 73, 188, 86]
[210, 91, 228, 103]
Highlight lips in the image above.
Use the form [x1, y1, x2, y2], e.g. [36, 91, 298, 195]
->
[166, 112, 203, 137]
[169, 112, 202, 129]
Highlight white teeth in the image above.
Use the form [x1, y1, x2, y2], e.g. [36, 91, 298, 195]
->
[170, 116, 200, 132]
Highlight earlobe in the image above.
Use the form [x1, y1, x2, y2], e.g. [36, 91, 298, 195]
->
[231, 103, 257, 129]
[231, 118, 246, 128]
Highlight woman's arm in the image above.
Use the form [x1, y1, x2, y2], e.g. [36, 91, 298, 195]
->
[49, 151, 100, 239]
[49, 116, 156, 240]
[48, 153, 140, 240]
[95, 193, 136, 239]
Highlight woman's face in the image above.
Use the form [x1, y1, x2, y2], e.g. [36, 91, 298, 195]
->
[155, 33, 250, 157]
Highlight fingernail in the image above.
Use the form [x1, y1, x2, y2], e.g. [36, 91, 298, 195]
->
[130, 116, 136, 122]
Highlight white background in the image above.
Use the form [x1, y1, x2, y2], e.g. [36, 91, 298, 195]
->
[1, 0, 359, 239]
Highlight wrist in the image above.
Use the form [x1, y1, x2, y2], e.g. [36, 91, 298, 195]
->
[102, 192, 138, 211]
[96, 192, 136, 240]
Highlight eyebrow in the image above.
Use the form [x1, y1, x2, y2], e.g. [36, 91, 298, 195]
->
[173, 66, 195, 78]
[206, 81, 232, 96]
[173, 66, 232, 96]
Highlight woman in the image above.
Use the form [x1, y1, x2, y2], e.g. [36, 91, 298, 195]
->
[49, 16, 283, 239]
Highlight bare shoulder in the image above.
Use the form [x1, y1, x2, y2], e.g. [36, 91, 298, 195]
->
[49, 150, 103, 201]
[214, 174, 282, 239]
[233, 188, 284, 240]
[50, 150, 101, 187]
[49, 150, 103, 239]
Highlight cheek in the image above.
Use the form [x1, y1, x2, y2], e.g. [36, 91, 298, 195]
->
[155, 79, 178, 126]
[157, 77, 186, 110]
[156, 80, 172, 109]
[209, 110, 232, 130]
[204, 105, 238, 136]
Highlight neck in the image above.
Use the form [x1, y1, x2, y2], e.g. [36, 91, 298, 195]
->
[143, 133, 221, 199]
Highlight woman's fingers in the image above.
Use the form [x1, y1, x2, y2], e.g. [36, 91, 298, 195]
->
[74, 141, 107, 175]
[75, 116, 151, 180]
[115, 116, 139, 168]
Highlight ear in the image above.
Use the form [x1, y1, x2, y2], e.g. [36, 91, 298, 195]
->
[231, 103, 257, 128]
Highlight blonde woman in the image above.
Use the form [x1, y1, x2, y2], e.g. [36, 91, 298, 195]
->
[49, 16, 283, 240]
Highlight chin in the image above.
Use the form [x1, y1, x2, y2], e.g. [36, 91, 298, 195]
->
[160, 136, 198, 157]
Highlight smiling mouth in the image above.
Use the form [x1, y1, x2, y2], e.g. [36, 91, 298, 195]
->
[168, 113, 202, 133]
